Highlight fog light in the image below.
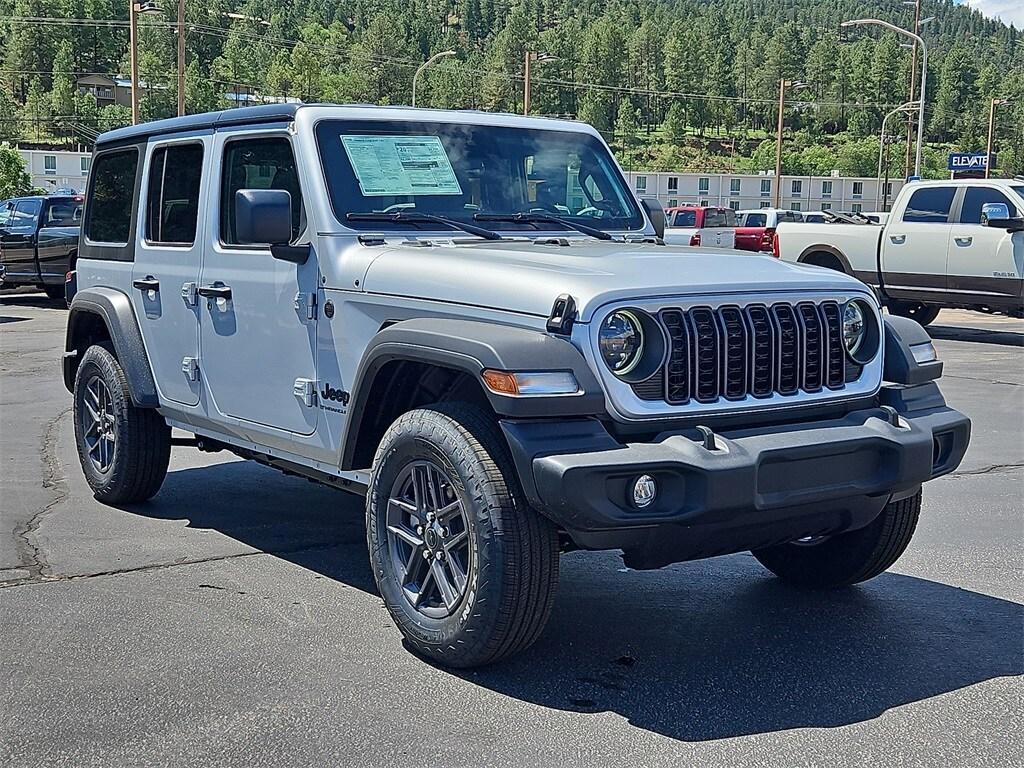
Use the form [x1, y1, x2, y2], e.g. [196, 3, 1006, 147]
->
[631, 474, 657, 508]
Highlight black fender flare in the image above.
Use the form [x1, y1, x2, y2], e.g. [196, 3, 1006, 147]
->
[64, 287, 159, 407]
[797, 244, 853, 274]
[340, 318, 605, 470]
[882, 315, 943, 385]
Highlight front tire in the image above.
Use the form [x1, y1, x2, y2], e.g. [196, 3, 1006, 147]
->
[752, 491, 921, 588]
[367, 402, 559, 668]
[73, 344, 171, 503]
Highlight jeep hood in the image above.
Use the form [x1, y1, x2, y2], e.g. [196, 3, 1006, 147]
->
[359, 239, 871, 322]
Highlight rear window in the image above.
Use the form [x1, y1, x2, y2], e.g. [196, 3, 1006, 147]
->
[741, 212, 766, 227]
[902, 187, 955, 224]
[704, 208, 736, 228]
[85, 149, 139, 244]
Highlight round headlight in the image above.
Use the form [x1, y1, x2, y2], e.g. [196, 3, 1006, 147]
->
[599, 310, 644, 375]
[842, 301, 866, 356]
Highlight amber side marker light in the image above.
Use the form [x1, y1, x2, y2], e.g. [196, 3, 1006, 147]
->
[480, 370, 580, 397]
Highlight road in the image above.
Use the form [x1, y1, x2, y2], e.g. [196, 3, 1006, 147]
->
[1, 290, 1021, 767]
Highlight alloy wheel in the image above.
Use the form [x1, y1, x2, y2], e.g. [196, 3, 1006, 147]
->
[385, 460, 472, 619]
[82, 375, 116, 473]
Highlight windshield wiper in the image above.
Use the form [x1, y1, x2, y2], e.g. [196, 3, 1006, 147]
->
[346, 211, 502, 241]
[473, 212, 614, 241]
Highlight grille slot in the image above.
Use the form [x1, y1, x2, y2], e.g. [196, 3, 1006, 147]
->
[632, 300, 850, 406]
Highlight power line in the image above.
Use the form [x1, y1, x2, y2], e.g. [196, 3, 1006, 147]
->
[1, 16, 912, 111]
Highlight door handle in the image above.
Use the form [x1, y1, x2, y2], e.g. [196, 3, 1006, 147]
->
[954, 236, 973, 246]
[198, 283, 232, 300]
[132, 276, 160, 291]
[889, 234, 906, 245]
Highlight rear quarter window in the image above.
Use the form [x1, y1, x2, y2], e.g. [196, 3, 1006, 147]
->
[85, 149, 139, 244]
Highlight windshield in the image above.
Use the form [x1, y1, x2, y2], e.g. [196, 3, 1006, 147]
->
[315, 119, 644, 233]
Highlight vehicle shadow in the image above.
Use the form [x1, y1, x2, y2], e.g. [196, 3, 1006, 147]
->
[128, 459, 1022, 743]
[0, 292, 66, 309]
[928, 323, 1023, 347]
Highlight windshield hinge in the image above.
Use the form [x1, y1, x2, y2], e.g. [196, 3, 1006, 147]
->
[546, 294, 577, 336]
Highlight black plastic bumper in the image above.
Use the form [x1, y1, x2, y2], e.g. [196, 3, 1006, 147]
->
[501, 383, 970, 568]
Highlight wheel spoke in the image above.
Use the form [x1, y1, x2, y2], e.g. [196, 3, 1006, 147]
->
[447, 555, 467, 593]
[431, 560, 458, 609]
[388, 496, 419, 524]
[83, 399, 100, 424]
[387, 523, 423, 549]
[443, 528, 467, 551]
[414, 566, 435, 608]
[436, 499, 462, 524]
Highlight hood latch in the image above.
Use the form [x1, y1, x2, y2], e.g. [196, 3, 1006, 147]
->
[546, 294, 577, 335]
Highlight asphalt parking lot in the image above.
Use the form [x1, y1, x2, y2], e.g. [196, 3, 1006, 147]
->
[1, 290, 1021, 767]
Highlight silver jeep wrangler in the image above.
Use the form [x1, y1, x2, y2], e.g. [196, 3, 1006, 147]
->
[64, 105, 970, 668]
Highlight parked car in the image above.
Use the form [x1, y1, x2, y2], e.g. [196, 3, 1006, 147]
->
[775, 179, 1024, 324]
[64, 104, 969, 668]
[0, 194, 82, 299]
[663, 205, 737, 248]
[735, 208, 803, 252]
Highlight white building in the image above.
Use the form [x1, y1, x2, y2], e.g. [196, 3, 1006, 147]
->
[623, 171, 904, 214]
[16, 149, 91, 195]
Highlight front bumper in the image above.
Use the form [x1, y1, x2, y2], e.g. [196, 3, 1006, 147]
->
[501, 383, 970, 568]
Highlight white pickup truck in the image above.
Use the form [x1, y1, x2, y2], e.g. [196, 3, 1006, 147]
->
[775, 179, 1024, 325]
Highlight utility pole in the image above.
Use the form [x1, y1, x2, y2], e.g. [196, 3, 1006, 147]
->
[129, 0, 140, 124]
[177, 0, 185, 116]
[524, 52, 556, 115]
[773, 79, 805, 208]
[986, 98, 1011, 179]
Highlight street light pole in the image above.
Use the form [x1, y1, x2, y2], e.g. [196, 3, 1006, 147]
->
[841, 18, 928, 178]
[902, 0, 920, 178]
[411, 50, 456, 108]
[177, 0, 185, 116]
[877, 101, 919, 209]
[773, 79, 805, 208]
[985, 98, 1010, 179]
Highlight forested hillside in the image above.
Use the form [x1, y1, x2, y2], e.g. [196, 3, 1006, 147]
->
[1, 0, 1022, 176]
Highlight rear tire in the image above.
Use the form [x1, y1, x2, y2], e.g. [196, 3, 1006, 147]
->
[890, 301, 940, 327]
[367, 402, 559, 668]
[752, 491, 921, 588]
[73, 344, 171, 503]
[43, 284, 65, 300]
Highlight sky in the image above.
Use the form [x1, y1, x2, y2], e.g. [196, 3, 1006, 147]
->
[960, 0, 1024, 28]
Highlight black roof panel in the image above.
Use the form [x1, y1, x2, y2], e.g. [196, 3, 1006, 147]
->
[95, 104, 302, 147]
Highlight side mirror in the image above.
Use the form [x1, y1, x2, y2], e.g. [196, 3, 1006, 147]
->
[981, 202, 1010, 225]
[234, 189, 309, 264]
[641, 198, 666, 240]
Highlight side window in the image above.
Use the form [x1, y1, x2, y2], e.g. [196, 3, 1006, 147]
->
[959, 187, 1018, 224]
[0, 202, 11, 226]
[85, 149, 139, 244]
[220, 137, 304, 245]
[44, 200, 83, 227]
[902, 187, 955, 224]
[146, 144, 204, 245]
[12, 199, 42, 228]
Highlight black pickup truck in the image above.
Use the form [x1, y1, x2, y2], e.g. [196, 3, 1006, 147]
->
[0, 195, 82, 300]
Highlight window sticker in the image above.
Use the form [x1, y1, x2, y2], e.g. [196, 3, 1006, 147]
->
[341, 135, 463, 196]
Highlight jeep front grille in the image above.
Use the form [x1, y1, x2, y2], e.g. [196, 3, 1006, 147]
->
[634, 301, 847, 405]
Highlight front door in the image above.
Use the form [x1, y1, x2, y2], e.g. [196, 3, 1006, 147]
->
[198, 130, 319, 436]
[0, 199, 42, 282]
[131, 139, 208, 406]
[947, 185, 1024, 308]
[881, 184, 956, 302]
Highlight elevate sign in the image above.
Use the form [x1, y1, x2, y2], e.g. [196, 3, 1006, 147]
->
[948, 153, 990, 171]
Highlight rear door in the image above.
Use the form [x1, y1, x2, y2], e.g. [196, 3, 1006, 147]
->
[734, 211, 766, 251]
[131, 138, 208, 406]
[881, 185, 956, 301]
[947, 186, 1023, 309]
[0, 199, 42, 281]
